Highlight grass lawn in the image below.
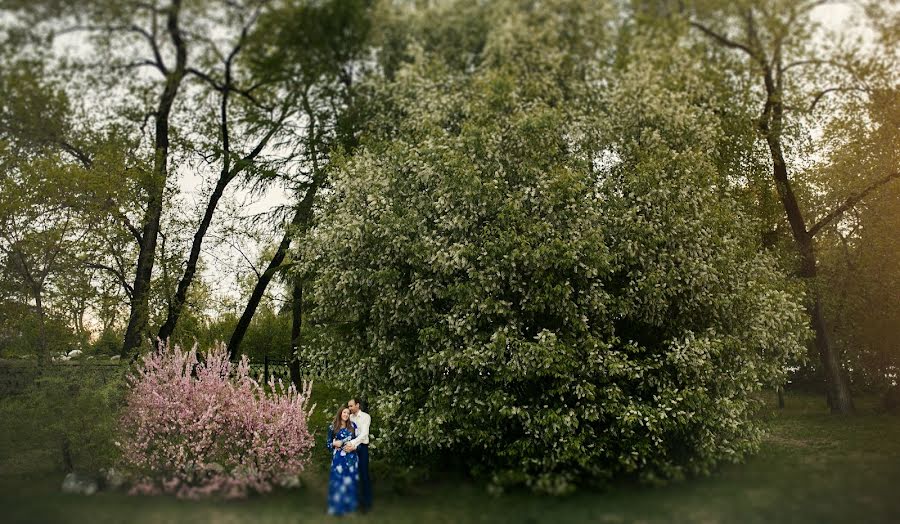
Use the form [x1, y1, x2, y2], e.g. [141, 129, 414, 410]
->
[2, 390, 898, 524]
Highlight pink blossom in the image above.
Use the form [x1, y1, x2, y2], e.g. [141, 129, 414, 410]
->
[118, 342, 316, 499]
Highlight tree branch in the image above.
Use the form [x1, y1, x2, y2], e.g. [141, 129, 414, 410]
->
[116, 209, 144, 245]
[781, 58, 829, 73]
[85, 262, 134, 299]
[187, 67, 267, 109]
[807, 86, 869, 113]
[233, 100, 295, 173]
[809, 171, 900, 238]
[53, 23, 168, 74]
[211, 233, 262, 279]
[57, 140, 93, 168]
[689, 21, 757, 59]
[186, 67, 224, 90]
[130, 23, 168, 74]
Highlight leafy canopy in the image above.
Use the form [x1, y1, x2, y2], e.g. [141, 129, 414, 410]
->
[300, 0, 807, 493]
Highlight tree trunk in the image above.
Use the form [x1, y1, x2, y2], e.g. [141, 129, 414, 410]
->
[765, 117, 854, 414]
[752, 17, 853, 411]
[689, 8, 893, 415]
[289, 280, 303, 389]
[157, 176, 230, 344]
[121, 0, 188, 359]
[810, 292, 854, 413]
[227, 176, 322, 359]
[226, 224, 294, 360]
[156, 26, 281, 344]
[34, 290, 49, 366]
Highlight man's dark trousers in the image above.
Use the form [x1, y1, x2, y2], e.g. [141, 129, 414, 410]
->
[357, 443, 372, 510]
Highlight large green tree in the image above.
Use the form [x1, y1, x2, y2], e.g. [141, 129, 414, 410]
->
[1, 0, 198, 357]
[1, 0, 368, 359]
[301, 0, 807, 491]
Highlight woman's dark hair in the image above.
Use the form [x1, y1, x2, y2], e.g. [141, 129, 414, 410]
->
[332, 406, 353, 434]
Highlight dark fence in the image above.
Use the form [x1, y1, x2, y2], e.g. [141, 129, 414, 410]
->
[248, 355, 291, 386]
[246, 355, 333, 386]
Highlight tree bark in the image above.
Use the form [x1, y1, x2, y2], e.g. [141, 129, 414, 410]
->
[226, 228, 292, 360]
[289, 280, 303, 389]
[121, 0, 188, 359]
[12, 248, 50, 365]
[34, 289, 49, 367]
[156, 176, 230, 344]
[810, 294, 854, 411]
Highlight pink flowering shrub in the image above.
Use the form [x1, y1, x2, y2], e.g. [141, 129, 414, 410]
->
[117, 342, 315, 499]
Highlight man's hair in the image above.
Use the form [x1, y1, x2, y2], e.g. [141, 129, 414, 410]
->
[349, 396, 365, 411]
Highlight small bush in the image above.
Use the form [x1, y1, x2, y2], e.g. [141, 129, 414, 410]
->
[118, 342, 316, 499]
[88, 329, 122, 356]
[0, 363, 125, 475]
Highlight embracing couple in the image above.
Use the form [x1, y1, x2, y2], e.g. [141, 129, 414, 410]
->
[325, 397, 372, 516]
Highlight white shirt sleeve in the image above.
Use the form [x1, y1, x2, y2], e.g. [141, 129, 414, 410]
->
[350, 412, 370, 447]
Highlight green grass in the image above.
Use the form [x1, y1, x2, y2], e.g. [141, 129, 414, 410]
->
[2, 391, 899, 524]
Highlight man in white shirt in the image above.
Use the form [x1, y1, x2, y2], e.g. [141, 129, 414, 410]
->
[344, 397, 372, 512]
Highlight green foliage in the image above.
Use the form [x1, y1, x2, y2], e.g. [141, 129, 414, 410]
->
[168, 313, 235, 354]
[0, 56, 141, 360]
[0, 302, 75, 357]
[242, 0, 374, 153]
[166, 306, 293, 362]
[299, 3, 808, 493]
[4, 0, 895, 498]
[370, 0, 493, 78]
[818, 202, 900, 391]
[0, 364, 125, 474]
[245, 0, 372, 85]
[0, 59, 74, 157]
[681, 0, 900, 396]
[239, 306, 293, 361]
[88, 328, 123, 357]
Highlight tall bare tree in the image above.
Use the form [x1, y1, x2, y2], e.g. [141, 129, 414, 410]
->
[155, 1, 299, 344]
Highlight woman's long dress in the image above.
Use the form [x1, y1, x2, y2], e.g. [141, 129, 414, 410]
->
[326, 423, 358, 516]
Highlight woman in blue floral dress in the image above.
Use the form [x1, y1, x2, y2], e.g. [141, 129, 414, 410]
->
[326, 406, 358, 516]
